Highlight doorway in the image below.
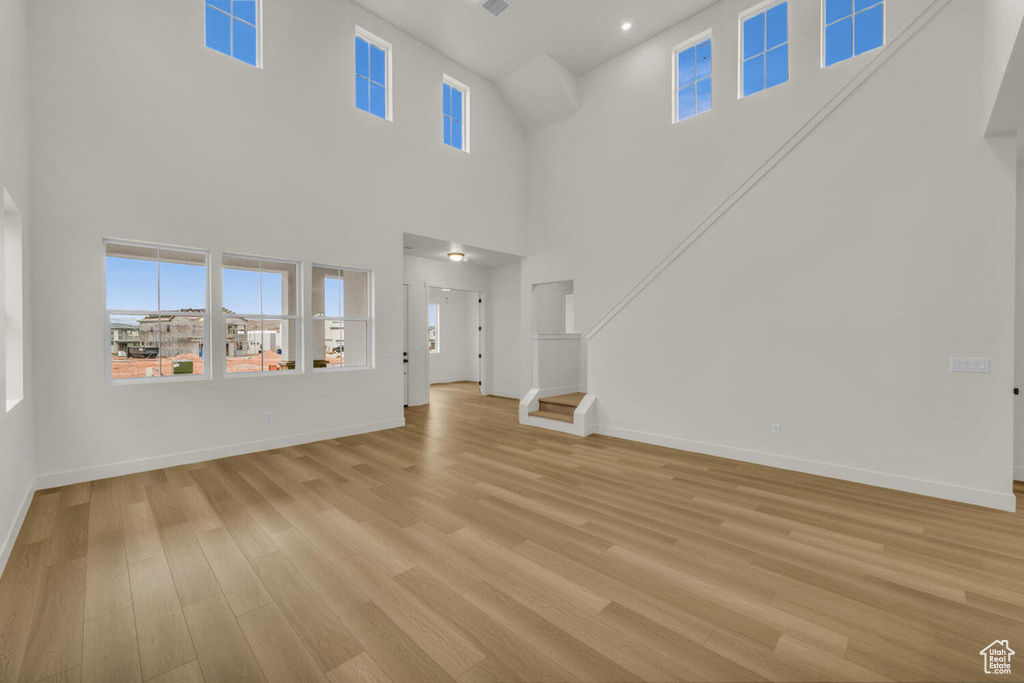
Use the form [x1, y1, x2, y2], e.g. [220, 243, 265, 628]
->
[426, 286, 483, 392]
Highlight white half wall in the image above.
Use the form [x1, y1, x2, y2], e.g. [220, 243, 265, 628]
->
[27, 0, 527, 482]
[525, 0, 1017, 510]
[0, 0, 36, 571]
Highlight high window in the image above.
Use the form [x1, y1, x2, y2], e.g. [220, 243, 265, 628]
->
[355, 28, 391, 120]
[741, 1, 788, 98]
[443, 76, 470, 152]
[824, 0, 884, 67]
[428, 304, 439, 353]
[313, 266, 370, 369]
[3, 190, 23, 410]
[674, 33, 712, 122]
[205, 0, 261, 67]
[222, 255, 300, 374]
[105, 241, 209, 382]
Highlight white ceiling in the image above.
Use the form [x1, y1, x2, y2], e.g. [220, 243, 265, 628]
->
[403, 233, 523, 268]
[349, 0, 720, 81]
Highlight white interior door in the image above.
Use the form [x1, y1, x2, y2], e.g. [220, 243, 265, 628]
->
[403, 284, 409, 406]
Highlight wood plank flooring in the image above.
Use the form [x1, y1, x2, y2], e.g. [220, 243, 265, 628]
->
[2, 381, 1022, 682]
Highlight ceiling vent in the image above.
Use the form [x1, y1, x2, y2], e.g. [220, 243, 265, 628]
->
[481, 0, 510, 17]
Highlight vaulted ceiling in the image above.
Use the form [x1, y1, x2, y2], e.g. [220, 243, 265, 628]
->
[349, 0, 719, 82]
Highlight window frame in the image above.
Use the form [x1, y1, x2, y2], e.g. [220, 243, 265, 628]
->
[205, 0, 263, 68]
[103, 239, 212, 385]
[672, 30, 713, 124]
[312, 264, 373, 372]
[442, 74, 471, 153]
[738, 0, 790, 99]
[221, 253, 303, 378]
[821, 0, 885, 68]
[3, 189, 24, 411]
[355, 26, 394, 122]
[428, 303, 440, 354]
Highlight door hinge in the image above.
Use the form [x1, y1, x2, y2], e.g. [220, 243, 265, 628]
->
[478, 354, 482, 359]
[478, 298, 482, 304]
[478, 381, 482, 386]
[478, 326, 482, 331]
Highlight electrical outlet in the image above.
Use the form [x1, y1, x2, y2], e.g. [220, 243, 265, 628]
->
[770, 423, 781, 436]
[950, 357, 990, 373]
[265, 411, 273, 423]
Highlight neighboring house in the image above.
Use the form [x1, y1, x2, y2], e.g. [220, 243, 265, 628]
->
[226, 317, 256, 357]
[246, 325, 280, 355]
[109, 322, 140, 355]
[139, 309, 206, 357]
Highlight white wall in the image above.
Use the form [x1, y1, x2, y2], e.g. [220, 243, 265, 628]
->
[488, 263, 524, 399]
[427, 287, 478, 385]
[982, 0, 1024, 135]
[524, 0, 1018, 510]
[0, 0, 35, 565]
[28, 0, 527, 484]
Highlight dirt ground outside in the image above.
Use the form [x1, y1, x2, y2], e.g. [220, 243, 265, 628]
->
[110, 352, 299, 378]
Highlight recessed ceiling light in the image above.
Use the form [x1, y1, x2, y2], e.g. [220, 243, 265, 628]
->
[621, 22, 632, 31]
[448, 252, 465, 262]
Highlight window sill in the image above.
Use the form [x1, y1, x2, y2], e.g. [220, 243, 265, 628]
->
[224, 368, 303, 379]
[108, 374, 212, 386]
[313, 365, 373, 373]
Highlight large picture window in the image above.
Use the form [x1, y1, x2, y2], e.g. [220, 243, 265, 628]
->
[222, 255, 300, 374]
[313, 266, 370, 369]
[105, 241, 209, 381]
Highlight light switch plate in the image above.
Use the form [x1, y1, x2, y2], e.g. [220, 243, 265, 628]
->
[950, 358, 990, 373]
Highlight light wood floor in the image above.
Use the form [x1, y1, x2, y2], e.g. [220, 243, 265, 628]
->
[2, 382, 1022, 683]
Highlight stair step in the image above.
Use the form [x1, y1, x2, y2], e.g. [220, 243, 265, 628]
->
[529, 410, 574, 424]
[537, 401, 575, 416]
[540, 392, 586, 408]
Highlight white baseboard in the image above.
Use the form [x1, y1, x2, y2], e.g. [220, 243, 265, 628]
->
[35, 418, 405, 490]
[429, 377, 478, 386]
[597, 425, 1017, 513]
[0, 481, 37, 577]
[1015, 465, 1024, 482]
[486, 389, 520, 400]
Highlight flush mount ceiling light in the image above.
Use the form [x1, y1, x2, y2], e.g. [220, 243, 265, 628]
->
[621, 21, 632, 31]
[448, 252, 465, 262]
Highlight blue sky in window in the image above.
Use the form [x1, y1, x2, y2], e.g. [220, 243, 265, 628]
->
[107, 257, 207, 312]
[356, 37, 388, 119]
[825, 0, 883, 66]
[223, 268, 261, 315]
[429, 305, 437, 327]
